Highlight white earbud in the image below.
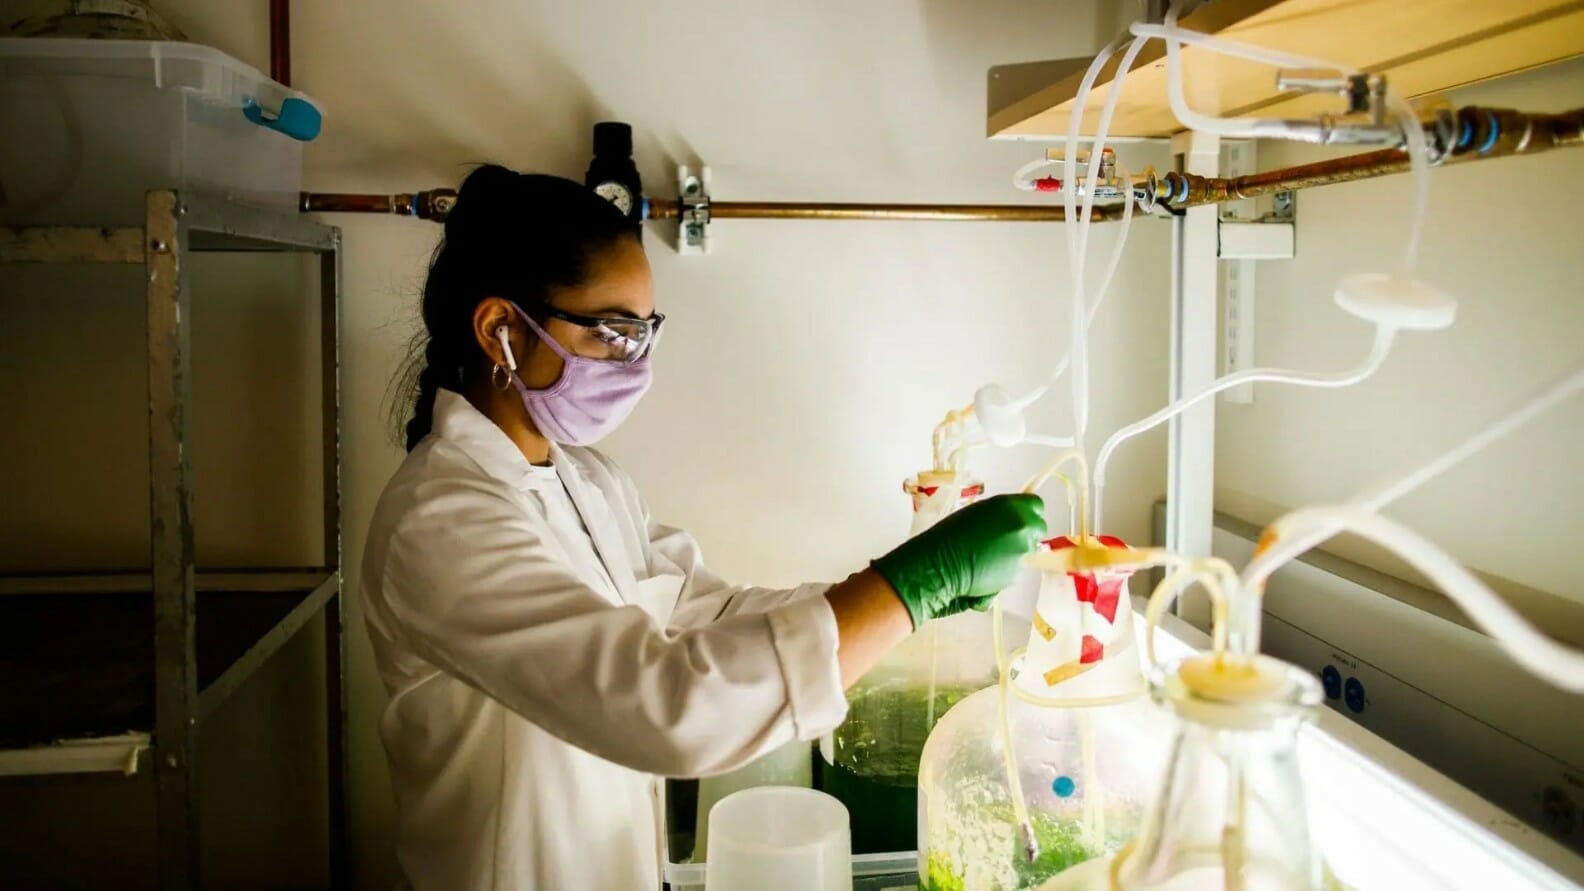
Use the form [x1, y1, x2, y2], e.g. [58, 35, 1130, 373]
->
[494, 326, 518, 372]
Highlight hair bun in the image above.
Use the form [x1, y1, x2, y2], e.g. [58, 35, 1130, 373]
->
[447, 164, 522, 236]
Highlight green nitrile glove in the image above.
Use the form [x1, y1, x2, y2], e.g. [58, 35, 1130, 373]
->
[872, 494, 1047, 630]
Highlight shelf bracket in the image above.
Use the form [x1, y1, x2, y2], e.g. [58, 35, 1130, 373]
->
[1216, 142, 1297, 405]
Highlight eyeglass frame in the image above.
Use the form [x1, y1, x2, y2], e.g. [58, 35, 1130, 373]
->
[538, 305, 667, 364]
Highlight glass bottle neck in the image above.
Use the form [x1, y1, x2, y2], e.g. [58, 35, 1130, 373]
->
[1120, 716, 1322, 891]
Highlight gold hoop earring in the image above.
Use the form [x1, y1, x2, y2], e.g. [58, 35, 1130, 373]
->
[491, 363, 513, 392]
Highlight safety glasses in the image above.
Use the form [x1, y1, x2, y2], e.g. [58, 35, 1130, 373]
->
[542, 306, 666, 364]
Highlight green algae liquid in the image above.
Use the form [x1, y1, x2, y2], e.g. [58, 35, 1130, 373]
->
[822, 683, 980, 854]
[922, 809, 1113, 891]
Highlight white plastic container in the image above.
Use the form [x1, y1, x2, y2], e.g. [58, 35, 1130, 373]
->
[666, 852, 916, 891]
[705, 787, 852, 891]
[0, 38, 322, 224]
[692, 739, 814, 860]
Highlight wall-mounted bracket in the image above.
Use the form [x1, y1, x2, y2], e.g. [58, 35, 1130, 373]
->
[1272, 190, 1295, 222]
[1216, 142, 1297, 404]
[676, 166, 711, 256]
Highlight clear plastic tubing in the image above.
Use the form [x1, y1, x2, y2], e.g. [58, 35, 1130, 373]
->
[1133, 4, 1431, 273]
[1092, 325, 1397, 529]
[1077, 37, 1147, 262]
[1355, 364, 1584, 513]
[1013, 157, 1061, 192]
[1242, 364, 1584, 610]
[1063, 36, 1129, 454]
[987, 449, 1093, 863]
[1070, 36, 1147, 455]
[1248, 506, 1584, 693]
[1128, 18, 1353, 74]
[1389, 89, 1431, 272]
[1004, 161, 1136, 413]
[999, 36, 1144, 447]
[1134, 3, 1358, 140]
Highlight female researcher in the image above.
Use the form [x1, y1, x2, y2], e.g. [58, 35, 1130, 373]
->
[362, 165, 1046, 890]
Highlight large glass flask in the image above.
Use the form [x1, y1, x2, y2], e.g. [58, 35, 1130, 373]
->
[1036, 655, 1332, 891]
[917, 536, 1173, 891]
[820, 471, 1000, 855]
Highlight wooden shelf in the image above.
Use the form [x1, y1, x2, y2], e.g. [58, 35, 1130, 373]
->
[989, 0, 1584, 139]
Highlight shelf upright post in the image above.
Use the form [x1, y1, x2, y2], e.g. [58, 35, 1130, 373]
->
[146, 189, 200, 891]
[319, 227, 348, 888]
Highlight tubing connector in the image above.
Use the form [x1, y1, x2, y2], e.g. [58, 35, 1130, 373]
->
[407, 189, 457, 221]
[1148, 104, 1584, 211]
[1448, 107, 1584, 159]
[1265, 71, 1402, 146]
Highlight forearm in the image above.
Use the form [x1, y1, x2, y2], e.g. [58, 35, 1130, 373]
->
[824, 568, 912, 688]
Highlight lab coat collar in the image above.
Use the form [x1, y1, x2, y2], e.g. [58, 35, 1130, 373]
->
[432, 389, 555, 492]
[434, 390, 640, 603]
[550, 440, 640, 605]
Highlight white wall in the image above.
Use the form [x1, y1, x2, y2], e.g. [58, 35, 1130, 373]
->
[3, 2, 1173, 888]
[1214, 58, 1584, 612]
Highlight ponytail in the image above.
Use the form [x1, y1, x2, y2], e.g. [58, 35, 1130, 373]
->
[404, 341, 454, 452]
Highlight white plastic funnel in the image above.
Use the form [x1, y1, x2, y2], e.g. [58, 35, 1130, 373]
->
[705, 786, 852, 891]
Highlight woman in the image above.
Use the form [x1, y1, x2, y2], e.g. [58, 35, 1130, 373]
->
[362, 165, 1046, 890]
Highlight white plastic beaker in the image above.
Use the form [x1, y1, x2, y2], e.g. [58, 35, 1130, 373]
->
[705, 786, 852, 891]
[692, 739, 814, 858]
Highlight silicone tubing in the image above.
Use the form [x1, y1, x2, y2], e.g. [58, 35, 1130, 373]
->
[1005, 160, 1137, 413]
[1248, 507, 1584, 693]
[1093, 326, 1397, 528]
[1239, 364, 1584, 647]
[1062, 38, 1124, 455]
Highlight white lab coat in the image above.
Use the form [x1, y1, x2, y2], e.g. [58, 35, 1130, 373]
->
[361, 390, 847, 890]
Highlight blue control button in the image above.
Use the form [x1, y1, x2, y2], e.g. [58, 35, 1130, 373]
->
[1320, 665, 1342, 700]
[1053, 775, 1076, 798]
[1343, 677, 1366, 713]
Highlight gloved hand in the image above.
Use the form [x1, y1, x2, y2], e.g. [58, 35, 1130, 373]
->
[872, 494, 1047, 630]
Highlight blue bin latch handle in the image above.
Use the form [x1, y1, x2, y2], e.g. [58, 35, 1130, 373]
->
[242, 96, 322, 142]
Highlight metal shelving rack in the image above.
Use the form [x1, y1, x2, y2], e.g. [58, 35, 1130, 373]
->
[0, 190, 345, 890]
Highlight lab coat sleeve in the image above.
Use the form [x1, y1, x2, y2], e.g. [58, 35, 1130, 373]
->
[649, 520, 834, 629]
[380, 477, 848, 778]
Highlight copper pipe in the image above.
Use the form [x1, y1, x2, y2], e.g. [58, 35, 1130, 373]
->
[301, 193, 390, 214]
[300, 190, 457, 221]
[648, 200, 1112, 222]
[269, 0, 290, 87]
[1169, 106, 1584, 208]
[301, 193, 1104, 223]
[299, 105, 1582, 226]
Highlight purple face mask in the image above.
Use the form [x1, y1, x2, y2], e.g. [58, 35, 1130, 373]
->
[507, 305, 652, 446]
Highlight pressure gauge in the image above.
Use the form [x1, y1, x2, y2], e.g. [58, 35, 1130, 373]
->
[586, 122, 643, 223]
[593, 180, 634, 217]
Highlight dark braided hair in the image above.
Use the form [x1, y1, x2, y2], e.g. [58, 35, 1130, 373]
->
[394, 165, 641, 451]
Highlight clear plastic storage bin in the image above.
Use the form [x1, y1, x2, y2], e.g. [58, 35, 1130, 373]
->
[0, 37, 322, 224]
